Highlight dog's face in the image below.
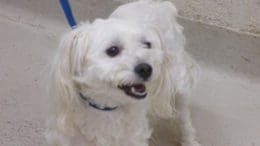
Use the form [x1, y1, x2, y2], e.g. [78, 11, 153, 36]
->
[59, 19, 165, 105]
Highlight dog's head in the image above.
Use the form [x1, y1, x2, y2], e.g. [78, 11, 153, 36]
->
[52, 18, 168, 107]
[50, 16, 196, 122]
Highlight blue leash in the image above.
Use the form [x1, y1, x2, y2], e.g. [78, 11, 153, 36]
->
[60, 0, 77, 28]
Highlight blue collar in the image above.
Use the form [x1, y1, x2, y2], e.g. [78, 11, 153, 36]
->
[79, 93, 118, 112]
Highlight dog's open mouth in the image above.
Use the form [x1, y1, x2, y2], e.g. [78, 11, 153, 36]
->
[118, 84, 147, 99]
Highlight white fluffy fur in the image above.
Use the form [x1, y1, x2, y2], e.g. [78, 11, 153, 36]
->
[46, 0, 200, 146]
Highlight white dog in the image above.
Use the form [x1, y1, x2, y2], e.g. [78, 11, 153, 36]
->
[46, 0, 200, 146]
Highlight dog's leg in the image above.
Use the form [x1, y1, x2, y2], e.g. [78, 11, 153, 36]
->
[175, 93, 201, 146]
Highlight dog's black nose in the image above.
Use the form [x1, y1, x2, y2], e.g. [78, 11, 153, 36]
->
[134, 63, 152, 81]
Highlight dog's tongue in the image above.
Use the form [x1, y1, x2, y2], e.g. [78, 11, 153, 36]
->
[132, 84, 146, 93]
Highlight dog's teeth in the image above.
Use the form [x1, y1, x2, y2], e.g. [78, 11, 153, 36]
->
[131, 87, 146, 96]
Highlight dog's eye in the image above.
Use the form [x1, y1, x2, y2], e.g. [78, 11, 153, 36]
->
[106, 46, 120, 57]
[142, 41, 152, 49]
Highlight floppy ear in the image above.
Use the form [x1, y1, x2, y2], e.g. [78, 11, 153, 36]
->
[49, 24, 90, 136]
[149, 47, 199, 119]
[149, 16, 199, 119]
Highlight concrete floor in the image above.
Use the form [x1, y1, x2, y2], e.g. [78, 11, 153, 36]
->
[0, 1, 260, 146]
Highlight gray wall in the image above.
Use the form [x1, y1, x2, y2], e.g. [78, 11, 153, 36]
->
[171, 0, 260, 35]
[0, 0, 259, 36]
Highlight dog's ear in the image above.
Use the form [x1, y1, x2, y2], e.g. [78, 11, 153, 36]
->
[149, 49, 199, 119]
[49, 24, 90, 136]
[149, 16, 199, 119]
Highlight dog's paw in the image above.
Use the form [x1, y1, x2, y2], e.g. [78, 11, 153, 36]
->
[181, 140, 201, 146]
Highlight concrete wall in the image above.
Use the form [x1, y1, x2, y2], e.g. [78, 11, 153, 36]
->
[0, 0, 259, 36]
[171, 0, 260, 35]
